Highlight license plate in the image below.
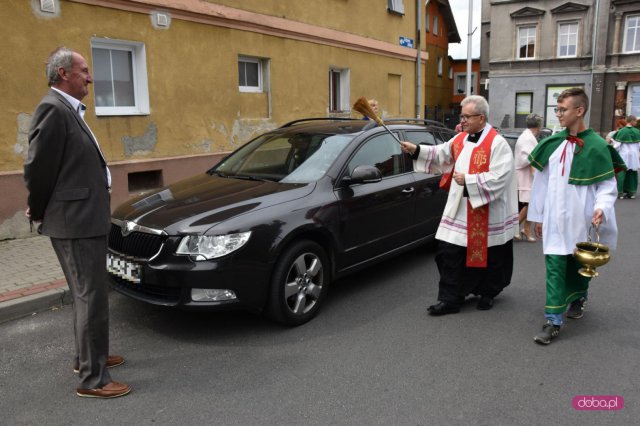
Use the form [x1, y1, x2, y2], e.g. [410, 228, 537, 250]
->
[107, 253, 142, 284]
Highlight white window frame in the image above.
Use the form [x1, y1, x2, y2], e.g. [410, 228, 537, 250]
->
[91, 38, 149, 116]
[238, 56, 265, 93]
[517, 25, 537, 60]
[433, 15, 439, 36]
[448, 66, 453, 80]
[387, 0, 404, 15]
[437, 57, 443, 77]
[329, 67, 350, 112]
[557, 22, 579, 58]
[623, 14, 640, 54]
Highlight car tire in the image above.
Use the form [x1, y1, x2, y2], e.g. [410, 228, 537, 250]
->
[266, 240, 331, 326]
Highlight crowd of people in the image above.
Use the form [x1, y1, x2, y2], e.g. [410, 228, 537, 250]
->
[23, 46, 637, 398]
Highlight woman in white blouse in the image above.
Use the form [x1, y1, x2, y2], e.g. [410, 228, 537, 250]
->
[514, 114, 543, 241]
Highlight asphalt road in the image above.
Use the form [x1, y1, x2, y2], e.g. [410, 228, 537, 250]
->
[1, 201, 638, 425]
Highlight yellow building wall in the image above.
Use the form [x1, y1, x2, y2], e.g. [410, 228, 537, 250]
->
[209, 0, 418, 45]
[2, 0, 423, 172]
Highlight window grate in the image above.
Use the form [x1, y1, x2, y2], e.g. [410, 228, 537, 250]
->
[40, 0, 55, 13]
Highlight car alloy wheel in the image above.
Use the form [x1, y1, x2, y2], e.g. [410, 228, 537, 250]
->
[267, 240, 330, 326]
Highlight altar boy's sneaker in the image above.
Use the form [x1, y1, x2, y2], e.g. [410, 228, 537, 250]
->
[567, 297, 586, 319]
[533, 320, 561, 345]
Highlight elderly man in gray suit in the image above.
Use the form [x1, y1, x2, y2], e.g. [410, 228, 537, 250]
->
[24, 47, 130, 398]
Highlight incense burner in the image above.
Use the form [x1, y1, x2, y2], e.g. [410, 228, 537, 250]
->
[573, 227, 610, 278]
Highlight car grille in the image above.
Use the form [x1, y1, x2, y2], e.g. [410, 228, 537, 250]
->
[109, 275, 181, 304]
[108, 223, 166, 260]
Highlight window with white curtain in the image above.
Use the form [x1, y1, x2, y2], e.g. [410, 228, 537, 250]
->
[238, 56, 264, 92]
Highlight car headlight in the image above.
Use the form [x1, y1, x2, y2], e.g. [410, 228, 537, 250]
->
[176, 231, 251, 260]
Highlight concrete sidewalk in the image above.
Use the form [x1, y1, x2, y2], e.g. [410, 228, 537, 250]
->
[0, 236, 69, 323]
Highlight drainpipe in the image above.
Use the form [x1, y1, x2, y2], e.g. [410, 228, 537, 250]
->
[588, 0, 600, 124]
[416, 0, 425, 118]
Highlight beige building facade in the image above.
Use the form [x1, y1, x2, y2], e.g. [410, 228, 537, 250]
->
[2, 0, 459, 239]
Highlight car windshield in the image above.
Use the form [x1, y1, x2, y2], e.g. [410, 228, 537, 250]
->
[211, 132, 354, 183]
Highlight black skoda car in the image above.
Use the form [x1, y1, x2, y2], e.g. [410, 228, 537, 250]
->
[108, 118, 453, 325]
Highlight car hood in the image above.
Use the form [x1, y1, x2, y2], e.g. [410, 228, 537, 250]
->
[112, 173, 314, 235]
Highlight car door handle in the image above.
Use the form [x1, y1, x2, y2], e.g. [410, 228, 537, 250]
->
[402, 187, 415, 194]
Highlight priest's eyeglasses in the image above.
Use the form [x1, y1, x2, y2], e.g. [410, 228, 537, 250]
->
[459, 114, 482, 121]
[554, 107, 579, 115]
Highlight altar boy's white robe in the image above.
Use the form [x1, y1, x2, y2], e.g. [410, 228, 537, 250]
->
[527, 141, 619, 255]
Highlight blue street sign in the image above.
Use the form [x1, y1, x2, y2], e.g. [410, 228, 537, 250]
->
[399, 36, 414, 48]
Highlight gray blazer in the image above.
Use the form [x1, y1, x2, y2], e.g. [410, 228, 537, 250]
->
[24, 89, 111, 239]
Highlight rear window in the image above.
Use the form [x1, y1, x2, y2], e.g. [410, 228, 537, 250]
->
[403, 131, 436, 146]
[435, 129, 454, 144]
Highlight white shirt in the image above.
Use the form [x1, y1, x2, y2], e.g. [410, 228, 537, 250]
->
[611, 126, 640, 171]
[414, 125, 519, 247]
[51, 87, 111, 188]
[528, 140, 618, 254]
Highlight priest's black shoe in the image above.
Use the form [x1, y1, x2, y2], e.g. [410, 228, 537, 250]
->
[476, 296, 494, 310]
[427, 302, 460, 316]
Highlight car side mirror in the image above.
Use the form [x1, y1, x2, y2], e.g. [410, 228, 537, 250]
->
[343, 165, 382, 185]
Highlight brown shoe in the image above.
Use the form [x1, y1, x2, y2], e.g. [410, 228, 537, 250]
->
[73, 355, 125, 373]
[77, 381, 131, 399]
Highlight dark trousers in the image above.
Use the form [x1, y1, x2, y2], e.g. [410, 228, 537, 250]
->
[51, 236, 111, 389]
[435, 240, 513, 307]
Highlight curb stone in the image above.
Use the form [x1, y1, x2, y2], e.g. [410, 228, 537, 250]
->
[0, 285, 71, 324]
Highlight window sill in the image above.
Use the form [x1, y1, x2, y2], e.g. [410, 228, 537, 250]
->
[95, 109, 150, 117]
[239, 87, 263, 93]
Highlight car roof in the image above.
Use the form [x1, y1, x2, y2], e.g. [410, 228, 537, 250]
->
[276, 117, 451, 136]
[270, 119, 365, 138]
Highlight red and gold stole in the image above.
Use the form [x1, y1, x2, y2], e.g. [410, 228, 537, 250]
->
[466, 127, 498, 268]
[439, 132, 467, 191]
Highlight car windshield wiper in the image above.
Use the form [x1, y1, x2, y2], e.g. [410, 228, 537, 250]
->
[232, 175, 272, 182]
[211, 170, 228, 178]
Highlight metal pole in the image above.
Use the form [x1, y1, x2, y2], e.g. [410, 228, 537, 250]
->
[466, 0, 473, 97]
[416, 0, 423, 118]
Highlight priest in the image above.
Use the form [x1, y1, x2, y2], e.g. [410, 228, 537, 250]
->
[400, 95, 518, 315]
